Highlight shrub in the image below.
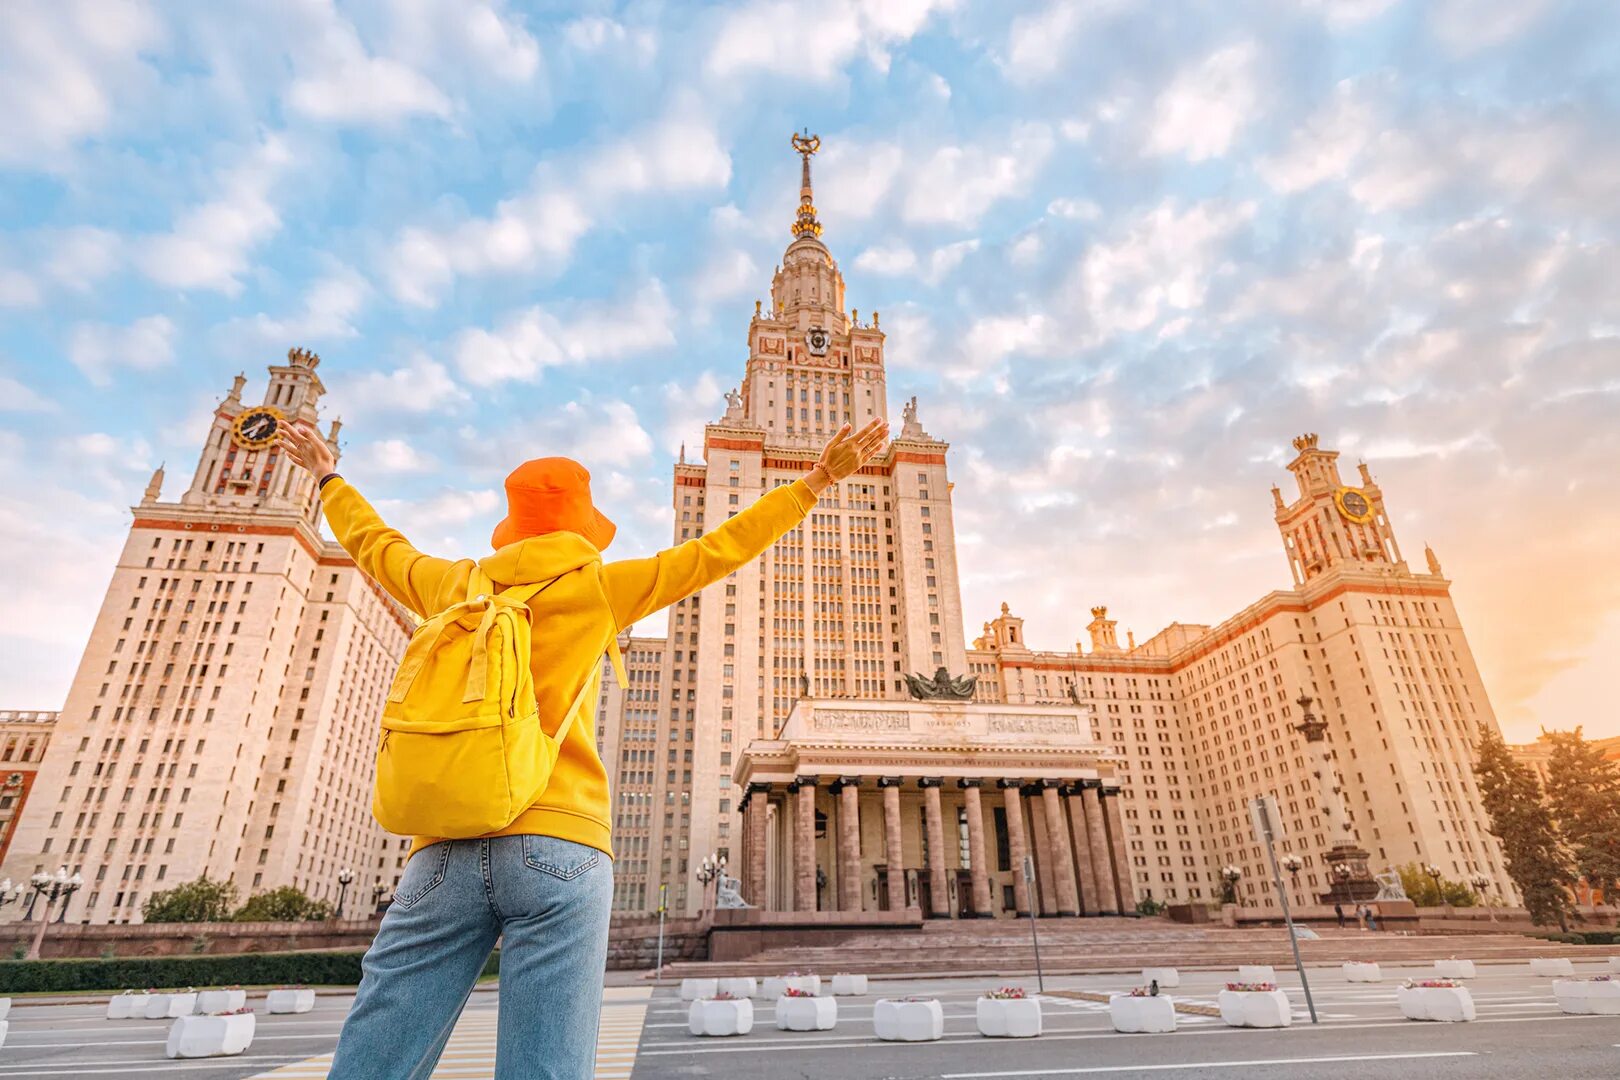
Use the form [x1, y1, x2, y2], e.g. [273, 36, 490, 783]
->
[1135, 897, 1166, 917]
[142, 875, 238, 923]
[0, 948, 504, 994]
[233, 887, 333, 922]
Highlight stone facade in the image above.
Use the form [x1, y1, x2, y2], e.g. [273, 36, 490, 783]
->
[0, 351, 413, 924]
[0, 710, 57, 865]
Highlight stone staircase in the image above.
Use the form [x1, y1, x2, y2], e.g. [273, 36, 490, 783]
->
[661, 918, 1618, 978]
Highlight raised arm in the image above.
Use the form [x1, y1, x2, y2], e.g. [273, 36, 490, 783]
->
[283, 421, 461, 617]
[602, 417, 888, 629]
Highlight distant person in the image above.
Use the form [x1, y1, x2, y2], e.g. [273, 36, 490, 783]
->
[284, 416, 888, 1079]
[1368, 906, 1381, 931]
[1356, 904, 1369, 931]
[1334, 902, 1345, 929]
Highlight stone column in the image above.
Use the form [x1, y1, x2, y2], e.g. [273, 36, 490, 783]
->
[998, 780, 1032, 916]
[1081, 783, 1119, 914]
[793, 778, 818, 912]
[745, 783, 769, 910]
[959, 779, 992, 918]
[879, 777, 907, 911]
[1024, 785, 1057, 915]
[919, 778, 950, 918]
[1101, 785, 1135, 911]
[1040, 782, 1080, 916]
[1064, 784, 1101, 916]
[833, 777, 862, 912]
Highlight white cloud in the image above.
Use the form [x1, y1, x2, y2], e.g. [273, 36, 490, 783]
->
[1300, 0, 1398, 25]
[706, 0, 952, 83]
[0, 0, 163, 169]
[288, 56, 450, 124]
[1258, 79, 1376, 193]
[1429, 0, 1555, 56]
[661, 370, 726, 455]
[0, 269, 39, 309]
[902, 125, 1054, 227]
[854, 239, 980, 284]
[563, 15, 656, 64]
[385, 111, 729, 306]
[43, 227, 122, 290]
[0, 374, 55, 412]
[236, 265, 370, 342]
[1047, 197, 1101, 221]
[1075, 198, 1255, 342]
[689, 248, 761, 320]
[348, 438, 436, 474]
[854, 244, 919, 276]
[453, 281, 677, 386]
[1146, 43, 1258, 161]
[326, 354, 469, 419]
[383, 0, 542, 84]
[136, 133, 294, 294]
[1002, 1, 1095, 83]
[814, 141, 905, 226]
[67, 315, 177, 387]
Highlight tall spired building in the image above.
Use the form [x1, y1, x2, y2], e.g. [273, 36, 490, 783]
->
[0, 350, 413, 923]
[598, 137, 1513, 921]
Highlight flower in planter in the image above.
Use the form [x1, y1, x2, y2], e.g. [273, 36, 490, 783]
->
[984, 987, 1027, 1000]
[783, 988, 816, 998]
[1128, 987, 1153, 997]
[896, 996, 938, 1003]
[1224, 982, 1277, 993]
[705, 992, 740, 1002]
[1587, 975, 1614, 983]
[1402, 978, 1459, 989]
[219, 1007, 255, 1016]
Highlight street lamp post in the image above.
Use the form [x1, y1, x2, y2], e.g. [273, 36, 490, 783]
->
[694, 853, 725, 913]
[335, 868, 355, 920]
[371, 882, 389, 914]
[1281, 854, 1304, 909]
[1222, 865, 1244, 906]
[25, 867, 84, 959]
[1424, 863, 1443, 909]
[1469, 873, 1496, 922]
[0, 879, 25, 917]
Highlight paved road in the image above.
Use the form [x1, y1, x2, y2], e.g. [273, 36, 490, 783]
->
[0, 962, 1617, 1078]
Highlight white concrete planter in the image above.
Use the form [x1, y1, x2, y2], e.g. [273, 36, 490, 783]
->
[108, 993, 149, 1019]
[1218, 989, 1292, 1028]
[776, 994, 837, 1031]
[165, 1012, 256, 1058]
[1433, 959, 1476, 979]
[1141, 967, 1180, 988]
[679, 977, 719, 1002]
[688, 997, 753, 1037]
[1553, 979, 1620, 1016]
[1343, 962, 1382, 983]
[873, 998, 944, 1042]
[1237, 965, 1276, 983]
[1110, 994, 1177, 1034]
[976, 996, 1042, 1038]
[760, 975, 821, 999]
[1610, 956, 1620, 973]
[146, 992, 198, 1019]
[717, 977, 757, 998]
[0, 1020, 6, 1049]
[1530, 958, 1575, 977]
[0, 999, 8, 1021]
[830, 974, 868, 996]
[1398, 985, 1475, 1022]
[266, 988, 316, 1014]
[196, 990, 247, 1015]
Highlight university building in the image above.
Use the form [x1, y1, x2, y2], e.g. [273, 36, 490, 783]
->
[0, 351, 413, 923]
[0, 710, 57, 866]
[596, 137, 1516, 920]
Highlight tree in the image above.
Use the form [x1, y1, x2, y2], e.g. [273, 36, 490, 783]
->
[1542, 727, 1620, 908]
[1395, 862, 1479, 907]
[142, 875, 239, 923]
[234, 886, 333, 922]
[1474, 727, 1576, 930]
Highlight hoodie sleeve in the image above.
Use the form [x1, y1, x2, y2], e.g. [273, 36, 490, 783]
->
[319, 477, 462, 618]
[601, 478, 819, 631]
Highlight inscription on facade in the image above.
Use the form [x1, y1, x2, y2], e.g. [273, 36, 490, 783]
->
[812, 710, 911, 732]
[986, 713, 1082, 735]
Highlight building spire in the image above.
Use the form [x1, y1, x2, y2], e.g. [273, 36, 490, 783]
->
[790, 130, 823, 240]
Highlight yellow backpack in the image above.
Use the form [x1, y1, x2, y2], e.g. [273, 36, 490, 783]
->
[372, 566, 619, 838]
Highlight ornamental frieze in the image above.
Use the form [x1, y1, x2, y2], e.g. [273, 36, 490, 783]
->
[986, 713, 1083, 735]
[811, 709, 911, 732]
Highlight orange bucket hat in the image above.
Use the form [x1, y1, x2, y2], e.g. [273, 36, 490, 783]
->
[490, 457, 617, 551]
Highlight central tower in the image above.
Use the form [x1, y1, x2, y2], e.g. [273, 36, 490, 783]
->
[608, 135, 970, 915]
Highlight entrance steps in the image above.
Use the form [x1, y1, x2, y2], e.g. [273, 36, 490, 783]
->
[662, 917, 1615, 978]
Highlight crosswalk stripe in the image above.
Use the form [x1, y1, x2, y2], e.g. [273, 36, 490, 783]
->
[247, 989, 649, 1080]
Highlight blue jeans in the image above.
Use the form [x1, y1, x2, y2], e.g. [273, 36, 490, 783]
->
[330, 835, 614, 1080]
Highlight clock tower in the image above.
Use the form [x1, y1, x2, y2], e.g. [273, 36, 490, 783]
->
[1273, 432, 1407, 586]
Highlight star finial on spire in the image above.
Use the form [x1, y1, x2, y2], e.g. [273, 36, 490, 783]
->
[790, 130, 823, 240]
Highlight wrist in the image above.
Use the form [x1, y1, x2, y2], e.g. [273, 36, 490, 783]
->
[318, 472, 342, 490]
[804, 462, 834, 495]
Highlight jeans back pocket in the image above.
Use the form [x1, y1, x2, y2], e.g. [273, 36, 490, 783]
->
[521, 835, 601, 881]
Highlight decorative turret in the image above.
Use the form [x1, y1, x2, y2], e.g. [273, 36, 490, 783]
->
[1425, 543, 1443, 576]
[1087, 605, 1121, 654]
[142, 464, 165, 505]
[789, 131, 823, 240]
[1276, 434, 1406, 585]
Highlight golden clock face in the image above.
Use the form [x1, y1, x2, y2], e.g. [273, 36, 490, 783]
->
[231, 407, 284, 450]
[1334, 486, 1374, 523]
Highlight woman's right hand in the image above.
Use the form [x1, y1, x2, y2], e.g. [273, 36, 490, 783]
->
[807, 417, 889, 494]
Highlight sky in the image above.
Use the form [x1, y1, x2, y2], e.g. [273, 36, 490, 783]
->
[1, 0, 1617, 744]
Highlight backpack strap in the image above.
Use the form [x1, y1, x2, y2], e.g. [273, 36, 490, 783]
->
[467, 563, 492, 600]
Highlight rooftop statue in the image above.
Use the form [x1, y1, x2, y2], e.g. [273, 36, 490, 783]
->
[905, 666, 977, 701]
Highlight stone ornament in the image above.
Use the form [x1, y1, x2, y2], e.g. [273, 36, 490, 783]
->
[776, 993, 837, 1031]
[904, 666, 977, 701]
[1397, 982, 1475, 1022]
[873, 997, 944, 1042]
[1110, 992, 1177, 1034]
[830, 974, 868, 996]
[1217, 986, 1292, 1028]
[689, 996, 753, 1037]
[976, 993, 1041, 1038]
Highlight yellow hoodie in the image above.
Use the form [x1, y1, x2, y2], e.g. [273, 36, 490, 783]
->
[319, 475, 820, 861]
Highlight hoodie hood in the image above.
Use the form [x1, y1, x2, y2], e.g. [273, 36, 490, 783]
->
[478, 530, 602, 586]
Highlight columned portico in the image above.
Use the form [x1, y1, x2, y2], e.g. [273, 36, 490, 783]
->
[734, 697, 1124, 921]
[958, 779, 992, 917]
[1101, 785, 1135, 912]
